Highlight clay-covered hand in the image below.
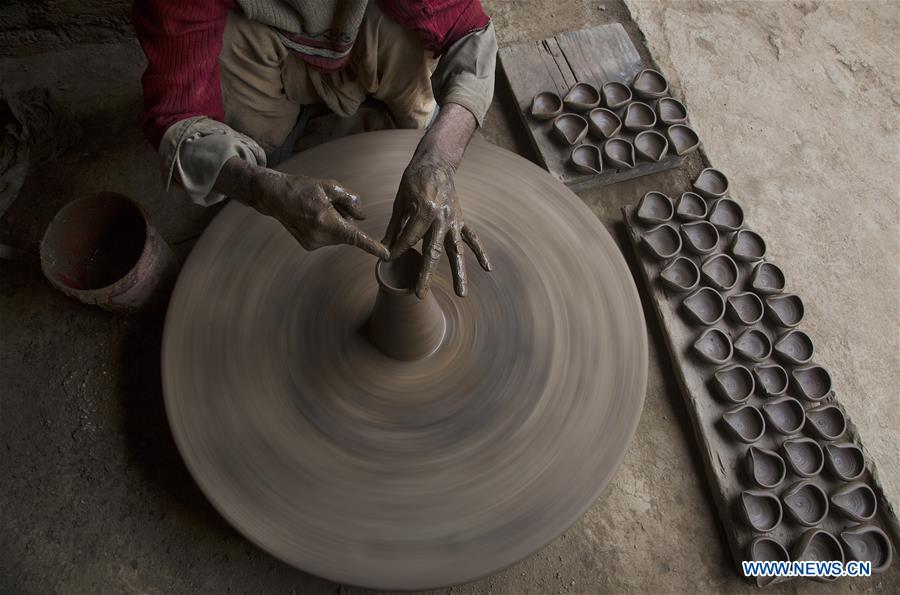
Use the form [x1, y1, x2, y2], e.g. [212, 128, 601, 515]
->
[383, 158, 492, 298]
[217, 159, 388, 259]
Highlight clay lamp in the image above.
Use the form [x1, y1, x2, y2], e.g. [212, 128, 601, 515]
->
[563, 82, 601, 111]
[692, 168, 729, 199]
[824, 442, 865, 481]
[675, 192, 707, 221]
[680, 220, 719, 255]
[730, 229, 766, 262]
[752, 363, 789, 397]
[750, 261, 785, 295]
[782, 437, 824, 477]
[655, 96, 688, 125]
[570, 144, 603, 175]
[713, 364, 755, 404]
[636, 191, 674, 225]
[529, 91, 563, 120]
[631, 68, 669, 99]
[762, 396, 805, 435]
[805, 404, 847, 441]
[726, 292, 764, 326]
[723, 405, 765, 443]
[745, 447, 786, 489]
[733, 328, 773, 363]
[794, 529, 844, 581]
[773, 329, 814, 365]
[366, 249, 446, 361]
[700, 253, 739, 291]
[666, 124, 700, 156]
[603, 138, 635, 170]
[830, 482, 877, 522]
[659, 256, 700, 293]
[587, 107, 622, 139]
[601, 81, 632, 109]
[746, 537, 789, 587]
[640, 223, 681, 260]
[682, 286, 725, 326]
[634, 130, 669, 162]
[739, 489, 782, 532]
[707, 198, 744, 232]
[622, 101, 657, 131]
[765, 293, 804, 328]
[551, 113, 589, 145]
[841, 526, 893, 574]
[782, 480, 829, 527]
[692, 327, 732, 365]
[791, 364, 832, 401]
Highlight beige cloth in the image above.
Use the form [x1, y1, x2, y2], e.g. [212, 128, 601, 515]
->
[160, 1, 497, 206]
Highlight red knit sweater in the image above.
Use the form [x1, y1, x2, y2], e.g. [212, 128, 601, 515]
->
[133, 0, 490, 150]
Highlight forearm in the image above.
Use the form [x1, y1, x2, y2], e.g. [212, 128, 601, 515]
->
[413, 103, 477, 171]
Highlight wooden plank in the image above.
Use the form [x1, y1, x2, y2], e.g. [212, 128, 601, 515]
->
[622, 204, 900, 584]
[498, 24, 688, 191]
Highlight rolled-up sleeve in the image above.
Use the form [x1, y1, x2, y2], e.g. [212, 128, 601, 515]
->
[430, 22, 497, 127]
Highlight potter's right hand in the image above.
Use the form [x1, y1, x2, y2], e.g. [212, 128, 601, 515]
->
[215, 158, 389, 259]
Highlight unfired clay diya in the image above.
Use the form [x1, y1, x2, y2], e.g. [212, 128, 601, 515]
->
[752, 363, 789, 397]
[745, 446, 786, 489]
[604, 138, 636, 170]
[782, 480, 829, 527]
[747, 537, 789, 587]
[680, 220, 719, 255]
[636, 191, 674, 224]
[726, 292, 764, 325]
[723, 405, 766, 443]
[666, 124, 700, 155]
[631, 68, 669, 99]
[161, 130, 648, 590]
[740, 489, 782, 532]
[714, 364, 755, 403]
[552, 113, 589, 145]
[682, 286, 725, 326]
[622, 101, 657, 131]
[841, 525, 892, 573]
[530, 91, 564, 120]
[655, 96, 688, 125]
[830, 482, 877, 522]
[587, 107, 622, 139]
[659, 256, 700, 293]
[674, 192, 707, 221]
[601, 81, 632, 109]
[782, 437, 824, 478]
[761, 396, 805, 435]
[805, 404, 846, 441]
[692, 168, 729, 199]
[641, 223, 681, 259]
[563, 82, 601, 111]
[634, 130, 668, 162]
[570, 144, 603, 174]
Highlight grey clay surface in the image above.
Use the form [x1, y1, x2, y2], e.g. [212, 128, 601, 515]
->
[751, 261, 786, 295]
[701, 253, 739, 291]
[726, 291, 764, 325]
[682, 286, 725, 326]
[570, 144, 603, 175]
[680, 220, 719, 255]
[631, 68, 669, 99]
[656, 96, 688, 125]
[666, 124, 700, 156]
[733, 328, 773, 362]
[783, 480, 829, 527]
[562, 82, 601, 112]
[753, 363, 789, 397]
[692, 167, 729, 199]
[675, 191, 707, 221]
[765, 293, 804, 327]
[774, 329, 815, 365]
[745, 446, 786, 489]
[830, 482, 877, 522]
[636, 191, 674, 224]
[529, 91, 563, 120]
[551, 113, 589, 145]
[740, 489, 782, 532]
[601, 81, 631, 109]
[824, 442, 866, 481]
[587, 107, 621, 139]
[761, 396, 805, 435]
[623, 101, 657, 131]
[641, 223, 681, 259]
[713, 364, 755, 403]
[692, 327, 733, 365]
[708, 198, 745, 232]
[634, 130, 668, 162]
[603, 137, 636, 170]
[730, 229, 767, 262]
[782, 437, 825, 478]
[805, 404, 847, 441]
[659, 256, 700, 293]
[722, 404, 766, 443]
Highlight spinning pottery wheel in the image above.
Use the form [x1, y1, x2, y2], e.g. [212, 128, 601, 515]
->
[162, 130, 647, 589]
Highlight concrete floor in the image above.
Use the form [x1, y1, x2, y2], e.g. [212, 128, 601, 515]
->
[2, 0, 898, 593]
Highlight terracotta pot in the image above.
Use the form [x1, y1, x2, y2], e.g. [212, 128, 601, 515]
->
[675, 192, 708, 221]
[655, 96, 688, 125]
[782, 480, 829, 527]
[601, 81, 632, 109]
[739, 489, 782, 532]
[587, 107, 622, 139]
[682, 286, 725, 326]
[745, 447, 786, 489]
[666, 124, 700, 156]
[840, 526, 893, 574]
[692, 168, 729, 199]
[634, 129, 669, 162]
[603, 137, 635, 170]
[641, 223, 681, 260]
[830, 482, 877, 522]
[636, 191, 674, 225]
[551, 113, 589, 145]
[622, 101, 657, 131]
[659, 256, 700, 293]
[39, 192, 179, 314]
[713, 364, 755, 403]
[366, 249, 446, 361]
[529, 91, 563, 120]
[570, 143, 603, 175]
[563, 82, 601, 111]
[631, 68, 669, 99]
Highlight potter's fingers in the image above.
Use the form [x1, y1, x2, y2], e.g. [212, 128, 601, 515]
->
[416, 217, 449, 299]
[445, 224, 467, 297]
[329, 188, 366, 220]
[331, 212, 389, 259]
[381, 193, 406, 246]
[462, 225, 492, 272]
[389, 209, 431, 260]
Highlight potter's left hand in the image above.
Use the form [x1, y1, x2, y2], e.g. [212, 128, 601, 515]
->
[383, 157, 491, 298]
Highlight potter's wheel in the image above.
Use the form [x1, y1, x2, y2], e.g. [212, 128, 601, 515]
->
[162, 130, 647, 589]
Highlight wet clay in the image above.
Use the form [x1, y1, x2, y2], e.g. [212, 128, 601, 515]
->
[587, 108, 621, 139]
[530, 91, 564, 120]
[563, 82, 601, 112]
[161, 130, 648, 590]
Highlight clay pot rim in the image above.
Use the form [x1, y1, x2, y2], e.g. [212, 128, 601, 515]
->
[746, 446, 786, 488]
[40, 191, 154, 297]
[783, 480, 829, 526]
[375, 254, 419, 296]
[530, 91, 564, 119]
